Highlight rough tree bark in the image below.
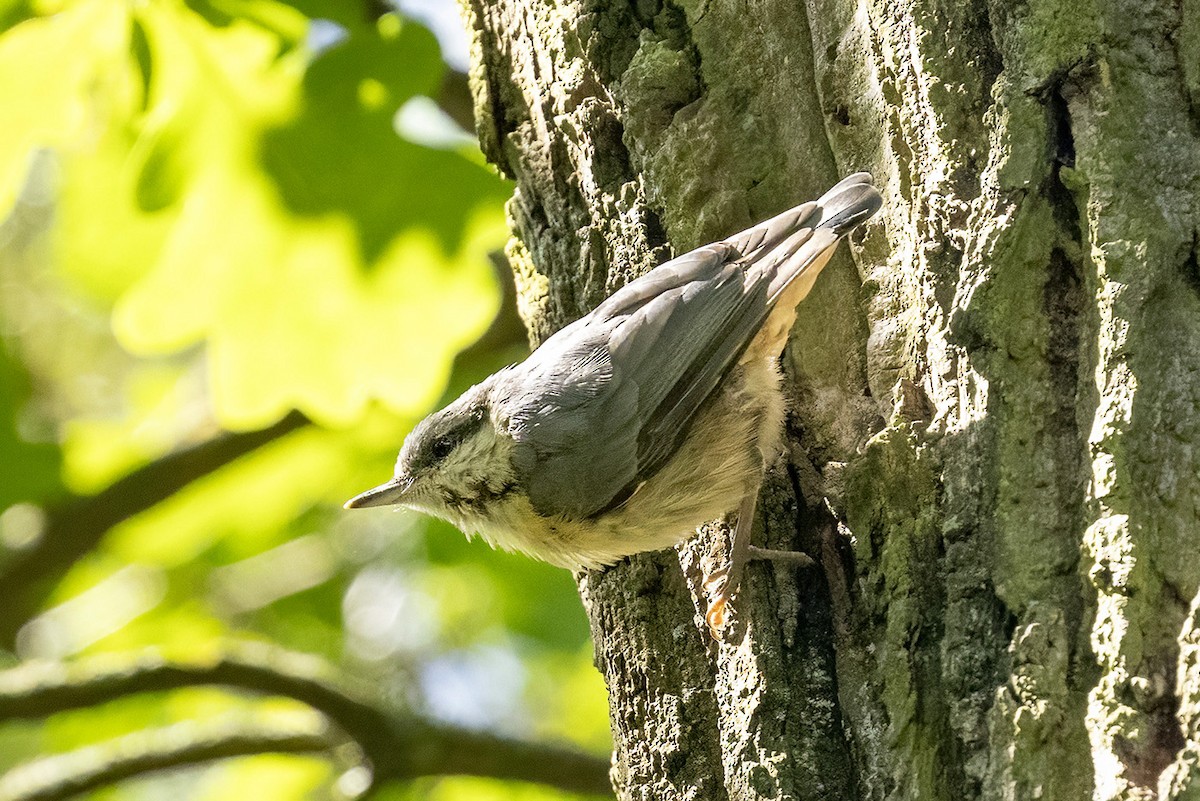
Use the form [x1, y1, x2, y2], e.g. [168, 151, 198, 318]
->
[458, 0, 1200, 798]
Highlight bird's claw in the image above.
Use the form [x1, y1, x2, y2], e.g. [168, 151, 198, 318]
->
[705, 596, 729, 639]
[702, 562, 732, 639]
[703, 545, 815, 640]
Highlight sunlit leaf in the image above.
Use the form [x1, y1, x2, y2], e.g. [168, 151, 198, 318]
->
[257, 11, 485, 258]
[36, 0, 511, 428]
[528, 646, 612, 753]
[0, 0, 131, 216]
[387, 776, 603, 801]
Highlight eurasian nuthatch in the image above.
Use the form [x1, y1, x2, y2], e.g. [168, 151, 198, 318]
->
[347, 173, 882, 636]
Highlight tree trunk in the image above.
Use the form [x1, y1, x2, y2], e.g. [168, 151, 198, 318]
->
[459, 0, 1200, 797]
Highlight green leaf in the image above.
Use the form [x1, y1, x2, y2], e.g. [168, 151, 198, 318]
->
[0, 0, 133, 216]
[36, 1, 511, 427]
[0, 0, 34, 34]
[257, 11, 500, 260]
[192, 752, 333, 801]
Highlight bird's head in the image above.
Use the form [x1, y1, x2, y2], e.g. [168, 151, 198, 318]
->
[344, 380, 516, 522]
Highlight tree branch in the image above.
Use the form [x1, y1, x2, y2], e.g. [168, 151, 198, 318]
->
[0, 644, 612, 796]
[0, 411, 311, 648]
[0, 716, 335, 801]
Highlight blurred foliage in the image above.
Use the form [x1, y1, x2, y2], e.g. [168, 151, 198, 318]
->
[3, 0, 510, 428]
[0, 0, 609, 798]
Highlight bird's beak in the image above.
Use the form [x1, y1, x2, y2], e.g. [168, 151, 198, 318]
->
[343, 477, 410, 509]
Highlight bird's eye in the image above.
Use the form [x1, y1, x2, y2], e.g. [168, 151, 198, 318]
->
[429, 435, 457, 462]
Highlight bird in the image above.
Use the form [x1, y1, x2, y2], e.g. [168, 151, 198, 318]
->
[345, 173, 882, 637]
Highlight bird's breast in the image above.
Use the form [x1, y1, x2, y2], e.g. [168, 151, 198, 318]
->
[461, 357, 786, 570]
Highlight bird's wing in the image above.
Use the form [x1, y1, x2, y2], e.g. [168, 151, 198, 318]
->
[504, 323, 642, 520]
[507, 175, 882, 520]
[613, 247, 774, 488]
[505, 245, 761, 519]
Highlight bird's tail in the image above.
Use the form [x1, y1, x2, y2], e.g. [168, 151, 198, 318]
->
[726, 172, 881, 303]
[725, 172, 881, 258]
[814, 172, 884, 236]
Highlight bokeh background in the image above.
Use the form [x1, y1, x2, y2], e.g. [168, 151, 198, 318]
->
[0, 0, 610, 797]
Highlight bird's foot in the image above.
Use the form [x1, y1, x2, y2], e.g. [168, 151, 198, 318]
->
[701, 494, 757, 640]
[705, 595, 730, 637]
[702, 556, 733, 637]
[703, 545, 816, 640]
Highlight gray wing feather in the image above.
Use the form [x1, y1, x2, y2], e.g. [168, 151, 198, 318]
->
[507, 327, 641, 519]
[508, 246, 760, 519]
[506, 174, 882, 520]
[628, 265, 770, 483]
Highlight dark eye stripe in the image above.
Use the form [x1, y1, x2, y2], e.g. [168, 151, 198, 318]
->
[419, 408, 487, 470]
[430, 434, 457, 460]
